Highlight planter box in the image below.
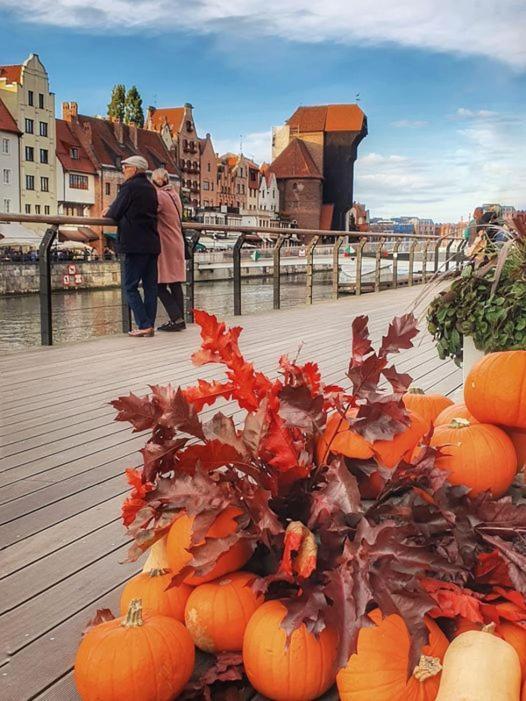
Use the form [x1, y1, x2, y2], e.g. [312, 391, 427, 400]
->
[463, 335, 485, 384]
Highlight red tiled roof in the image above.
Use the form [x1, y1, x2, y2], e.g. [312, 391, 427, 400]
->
[0, 65, 22, 84]
[319, 203, 334, 230]
[149, 107, 185, 133]
[270, 139, 322, 180]
[56, 119, 97, 174]
[136, 127, 179, 174]
[0, 97, 20, 134]
[287, 104, 365, 133]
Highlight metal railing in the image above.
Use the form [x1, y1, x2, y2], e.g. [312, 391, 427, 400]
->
[0, 213, 465, 346]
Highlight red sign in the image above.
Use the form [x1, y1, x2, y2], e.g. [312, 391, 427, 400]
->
[68, 264, 76, 275]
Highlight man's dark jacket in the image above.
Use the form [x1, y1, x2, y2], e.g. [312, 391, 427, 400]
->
[106, 172, 160, 255]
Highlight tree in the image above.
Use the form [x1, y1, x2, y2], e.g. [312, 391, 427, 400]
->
[107, 84, 126, 122]
[124, 86, 144, 127]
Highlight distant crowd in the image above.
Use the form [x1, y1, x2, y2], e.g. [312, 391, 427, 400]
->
[0, 247, 117, 263]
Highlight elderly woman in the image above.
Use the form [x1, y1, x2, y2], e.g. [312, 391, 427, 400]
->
[151, 168, 186, 331]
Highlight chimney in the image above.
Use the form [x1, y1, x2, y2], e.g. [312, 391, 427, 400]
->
[129, 123, 138, 149]
[113, 120, 124, 145]
[146, 106, 156, 130]
[62, 101, 78, 122]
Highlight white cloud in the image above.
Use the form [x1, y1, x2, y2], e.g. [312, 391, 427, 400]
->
[355, 111, 526, 220]
[212, 130, 272, 165]
[455, 108, 500, 119]
[391, 120, 429, 128]
[1, 0, 525, 69]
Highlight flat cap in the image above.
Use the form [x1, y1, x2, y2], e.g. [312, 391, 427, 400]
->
[122, 155, 148, 171]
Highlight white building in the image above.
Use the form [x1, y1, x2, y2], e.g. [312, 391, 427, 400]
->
[409, 217, 435, 236]
[55, 118, 96, 217]
[258, 167, 279, 215]
[0, 97, 21, 214]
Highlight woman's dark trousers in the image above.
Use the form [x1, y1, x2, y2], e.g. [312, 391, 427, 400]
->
[158, 282, 184, 321]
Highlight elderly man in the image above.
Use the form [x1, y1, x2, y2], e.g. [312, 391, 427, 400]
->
[105, 155, 160, 337]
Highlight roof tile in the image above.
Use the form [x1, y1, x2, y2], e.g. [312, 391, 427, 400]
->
[0, 65, 22, 84]
[286, 103, 364, 133]
[270, 139, 322, 180]
[0, 97, 20, 134]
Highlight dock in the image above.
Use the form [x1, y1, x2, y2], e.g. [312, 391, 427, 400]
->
[0, 285, 461, 700]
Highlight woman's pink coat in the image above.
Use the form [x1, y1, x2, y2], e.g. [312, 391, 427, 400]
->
[156, 187, 186, 283]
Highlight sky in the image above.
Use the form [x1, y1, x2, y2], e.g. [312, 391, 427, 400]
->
[1, 0, 525, 221]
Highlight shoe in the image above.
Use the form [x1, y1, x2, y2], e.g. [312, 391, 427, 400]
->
[128, 327, 154, 337]
[157, 321, 186, 332]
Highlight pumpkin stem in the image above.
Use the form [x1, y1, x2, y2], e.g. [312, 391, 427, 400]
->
[147, 568, 170, 578]
[408, 387, 425, 395]
[412, 655, 442, 681]
[482, 622, 497, 634]
[122, 598, 144, 628]
[449, 418, 471, 429]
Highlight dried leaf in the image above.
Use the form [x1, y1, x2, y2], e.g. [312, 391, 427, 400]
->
[111, 392, 159, 432]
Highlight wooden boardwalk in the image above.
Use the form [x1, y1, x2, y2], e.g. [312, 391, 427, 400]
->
[0, 286, 462, 701]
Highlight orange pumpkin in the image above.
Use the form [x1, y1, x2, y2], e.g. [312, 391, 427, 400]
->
[522, 679, 526, 701]
[465, 351, 526, 429]
[243, 599, 338, 701]
[373, 411, 427, 469]
[337, 608, 448, 701]
[505, 427, 526, 470]
[184, 571, 262, 653]
[74, 599, 195, 701]
[434, 402, 478, 427]
[430, 418, 517, 497]
[456, 617, 526, 676]
[166, 506, 252, 586]
[120, 570, 192, 622]
[403, 388, 454, 431]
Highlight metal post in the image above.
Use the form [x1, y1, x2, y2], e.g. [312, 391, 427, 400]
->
[233, 233, 247, 316]
[119, 255, 132, 333]
[374, 237, 386, 292]
[392, 241, 401, 288]
[38, 226, 58, 346]
[184, 231, 201, 323]
[408, 241, 418, 286]
[305, 235, 320, 305]
[445, 239, 455, 271]
[422, 241, 431, 283]
[332, 237, 345, 299]
[457, 239, 467, 270]
[273, 235, 286, 310]
[355, 237, 367, 295]
[434, 240, 442, 273]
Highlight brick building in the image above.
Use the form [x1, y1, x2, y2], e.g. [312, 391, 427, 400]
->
[199, 133, 218, 208]
[272, 104, 367, 230]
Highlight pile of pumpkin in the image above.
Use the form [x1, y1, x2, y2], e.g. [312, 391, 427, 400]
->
[74, 350, 526, 701]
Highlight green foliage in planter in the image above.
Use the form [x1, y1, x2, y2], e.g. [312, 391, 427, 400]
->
[427, 261, 526, 365]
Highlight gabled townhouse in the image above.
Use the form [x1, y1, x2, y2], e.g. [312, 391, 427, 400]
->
[198, 133, 218, 208]
[0, 97, 21, 214]
[258, 165, 279, 216]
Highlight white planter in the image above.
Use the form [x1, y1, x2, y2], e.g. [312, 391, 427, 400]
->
[463, 335, 485, 384]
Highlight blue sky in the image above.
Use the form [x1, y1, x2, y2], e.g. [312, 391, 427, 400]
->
[1, 0, 525, 220]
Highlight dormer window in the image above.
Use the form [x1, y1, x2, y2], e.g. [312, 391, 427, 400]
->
[186, 120, 193, 131]
[70, 147, 79, 160]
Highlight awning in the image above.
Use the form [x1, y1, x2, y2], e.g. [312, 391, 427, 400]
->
[104, 232, 118, 240]
[59, 226, 99, 243]
[0, 221, 43, 246]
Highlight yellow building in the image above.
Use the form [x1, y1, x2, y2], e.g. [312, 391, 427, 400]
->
[0, 54, 57, 219]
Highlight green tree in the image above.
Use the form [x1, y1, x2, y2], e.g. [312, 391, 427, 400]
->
[124, 86, 144, 127]
[107, 84, 126, 122]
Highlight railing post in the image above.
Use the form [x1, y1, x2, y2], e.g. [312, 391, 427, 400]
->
[457, 239, 467, 270]
[332, 236, 345, 299]
[305, 235, 320, 305]
[392, 241, 401, 288]
[434, 240, 442, 273]
[408, 240, 418, 286]
[184, 231, 201, 323]
[422, 241, 431, 283]
[233, 233, 247, 316]
[374, 237, 386, 292]
[38, 225, 58, 346]
[273, 234, 286, 310]
[355, 237, 367, 295]
[119, 255, 132, 334]
[445, 239, 455, 271]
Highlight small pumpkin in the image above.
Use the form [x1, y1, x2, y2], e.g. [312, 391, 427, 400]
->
[120, 571, 192, 622]
[436, 627, 521, 701]
[403, 388, 454, 431]
[505, 427, 526, 471]
[336, 608, 448, 701]
[74, 599, 195, 701]
[184, 571, 262, 653]
[434, 402, 478, 427]
[430, 418, 517, 497]
[166, 506, 252, 585]
[465, 351, 526, 429]
[456, 614, 526, 676]
[243, 599, 338, 701]
[142, 535, 170, 572]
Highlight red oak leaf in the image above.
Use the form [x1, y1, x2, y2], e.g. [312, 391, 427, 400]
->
[111, 392, 159, 432]
[420, 578, 484, 622]
[183, 379, 235, 412]
[121, 468, 154, 526]
[176, 440, 243, 474]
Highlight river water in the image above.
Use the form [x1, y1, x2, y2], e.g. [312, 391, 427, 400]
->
[0, 274, 335, 352]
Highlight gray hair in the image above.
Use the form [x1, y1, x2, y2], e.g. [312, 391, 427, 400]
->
[151, 168, 170, 186]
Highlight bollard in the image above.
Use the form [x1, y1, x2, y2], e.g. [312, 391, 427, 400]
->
[38, 225, 58, 346]
[273, 235, 287, 310]
[184, 231, 201, 323]
[233, 233, 248, 316]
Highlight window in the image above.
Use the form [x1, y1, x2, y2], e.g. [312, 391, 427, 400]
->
[210, 182, 214, 191]
[186, 120, 192, 131]
[28, 90, 34, 106]
[39, 93, 45, 109]
[25, 118, 34, 134]
[45, 205, 50, 215]
[3, 199, 10, 213]
[203, 181, 209, 191]
[35, 205, 41, 214]
[183, 139, 188, 149]
[25, 175, 35, 190]
[39, 122, 48, 137]
[207, 162, 211, 172]
[41, 176, 49, 192]
[40, 149, 49, 164]
[69, 174, 88, 190]
[70, 147, 79, 160]
[25, 146, 34, 161]
[3, 169, 10, 184]
[105, 182, 111, 196]
[193, 161, 198, 169]
[25, 204, 31, 213]
[1, 138, 9, 154]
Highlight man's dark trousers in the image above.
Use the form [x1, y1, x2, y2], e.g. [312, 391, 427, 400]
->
[123, 253, 158, 330]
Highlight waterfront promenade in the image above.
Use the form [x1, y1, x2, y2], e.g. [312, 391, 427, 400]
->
[0, 285, 461, 700]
